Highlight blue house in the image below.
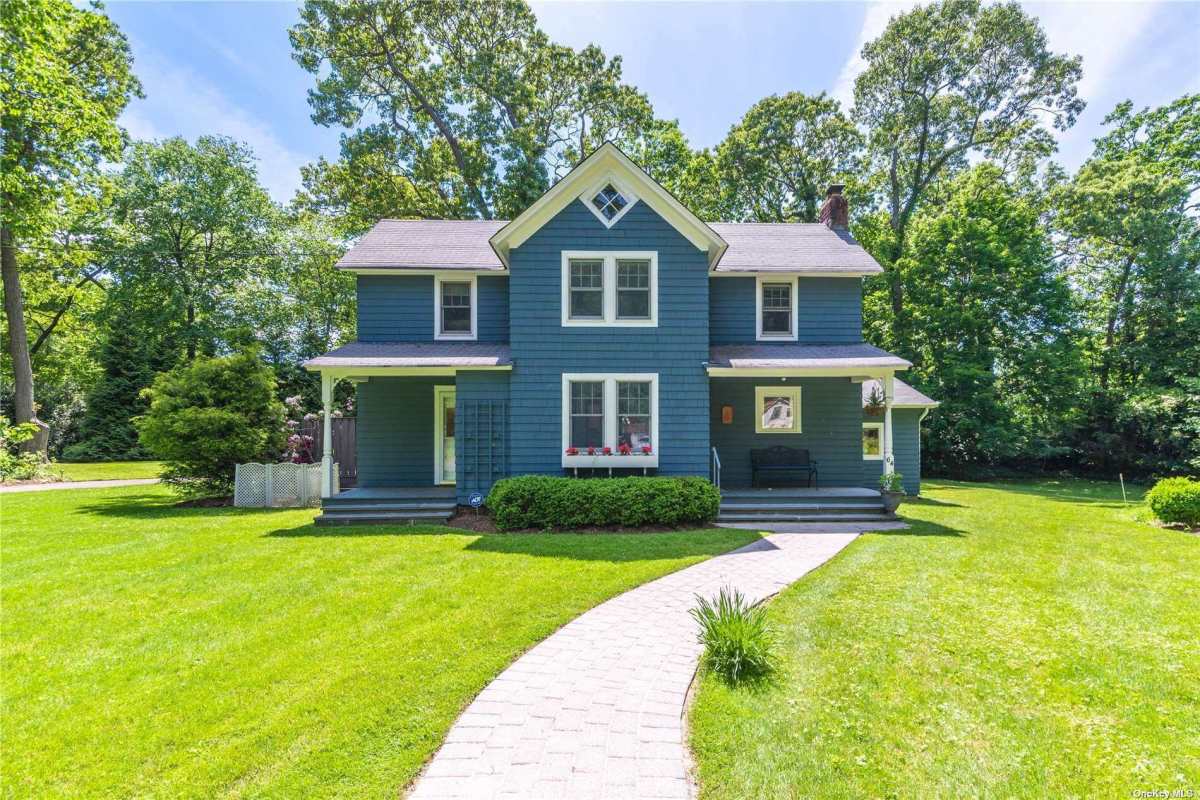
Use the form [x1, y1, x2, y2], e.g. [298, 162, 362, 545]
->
[305, 143, 937, 524]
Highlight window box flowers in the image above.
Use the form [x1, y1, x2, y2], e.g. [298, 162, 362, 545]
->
[563, 443, 658, 469]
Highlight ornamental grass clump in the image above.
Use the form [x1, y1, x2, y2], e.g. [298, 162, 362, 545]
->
[690, 587, 776, 684]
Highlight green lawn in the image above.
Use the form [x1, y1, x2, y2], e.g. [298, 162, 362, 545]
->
[0, 484, 757, 797]
[689, 479, 1200, 798]
[51, 460, 164, 481]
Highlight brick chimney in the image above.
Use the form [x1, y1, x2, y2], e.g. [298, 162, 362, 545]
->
[818, 184, 848, 229]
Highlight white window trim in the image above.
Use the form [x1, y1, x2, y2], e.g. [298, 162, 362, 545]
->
[561, 373, 659, 467]
[862, 422, 884, 460]
[578, 174, 640, 229]
[433, 385, 456, 485]
[433, 273, 477, 341]
[561, 251, 658, 327]
[754, 385, 802, 434]
[756, 275, 799, 341]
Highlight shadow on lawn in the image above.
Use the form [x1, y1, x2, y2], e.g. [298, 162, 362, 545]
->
[929, 478, 1145, 507]
[265, 522, 762, 561]
[75, 493, 271, 521]
[877, 518, 966, 537]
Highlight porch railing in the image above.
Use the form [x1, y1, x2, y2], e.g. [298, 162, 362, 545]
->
[710, 446, 721, 490]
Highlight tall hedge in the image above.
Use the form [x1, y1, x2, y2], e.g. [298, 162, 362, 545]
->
[135, 350, 286, 496]
[486, 476, 720, 531]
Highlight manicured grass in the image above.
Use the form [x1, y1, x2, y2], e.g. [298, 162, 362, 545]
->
[52, 460, 164, 481]
[689, 479, 1200, 797]
[1, 485, 757, 797]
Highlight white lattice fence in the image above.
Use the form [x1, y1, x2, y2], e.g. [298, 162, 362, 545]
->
[234, 462, 330, 508]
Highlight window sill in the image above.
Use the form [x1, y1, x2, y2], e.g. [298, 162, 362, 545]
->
[563, 454, 659, 468]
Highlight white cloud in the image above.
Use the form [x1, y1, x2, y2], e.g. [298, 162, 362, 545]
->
[831, 0, 1163, 115]
[831, 1, 920, 109]
[117, 48, 309, 203]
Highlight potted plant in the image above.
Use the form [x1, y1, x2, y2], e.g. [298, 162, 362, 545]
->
[864, 386, 885, 417]
[879, 471, 905, 513]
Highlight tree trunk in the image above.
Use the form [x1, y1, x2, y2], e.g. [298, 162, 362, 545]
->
[185, 301, 196, 360]
[1, 223, 49, 453]
[1099, 255, 1135, 393]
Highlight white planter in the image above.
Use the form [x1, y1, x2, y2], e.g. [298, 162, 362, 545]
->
[562, 454, 659, 469]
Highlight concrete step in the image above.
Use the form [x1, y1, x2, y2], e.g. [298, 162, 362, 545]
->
[320, 502, 457, 513]
[316, 510, 453, 526]
[717, 512, 894, 523]
[719, 502, 886, 513]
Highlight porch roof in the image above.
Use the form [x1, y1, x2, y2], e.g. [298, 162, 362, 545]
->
[304, 341, 512, 370]
[863, 378, 939, 408]
[707, 343, 910, 374]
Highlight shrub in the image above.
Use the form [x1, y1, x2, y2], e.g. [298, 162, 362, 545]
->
[690, 587, 776, 684]
[486, 475, 720, 531]
[0, 416, 55, 482]
[135, 351, 286, 497]
[1145, 477, 1200, 527]
[879, 471, 904, 493]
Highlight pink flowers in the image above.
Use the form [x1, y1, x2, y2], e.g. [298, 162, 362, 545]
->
[565, 445, 653, 457]
[641, 445, 652, 455]
[565, 447, 579, 456]
[618, 443, 632, 455]
[587, 447, 596, 456]
[602, 446, 612, 455]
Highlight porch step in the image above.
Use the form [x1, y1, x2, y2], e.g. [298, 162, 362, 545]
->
[319, 502, 457, 513]
[316, 510, 454, 526]
[717, 512, 895, 523]
[719, 502, 887, 514]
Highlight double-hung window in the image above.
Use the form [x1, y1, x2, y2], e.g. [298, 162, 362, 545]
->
[562, 373, 659, 465]
[756, 275, 798, 340]
[562, 252, 657, 326]
[434, 275, 476, 340]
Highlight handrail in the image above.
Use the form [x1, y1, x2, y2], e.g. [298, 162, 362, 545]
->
[710, 446, 721, 490]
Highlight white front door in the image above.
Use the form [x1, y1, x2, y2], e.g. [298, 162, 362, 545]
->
[435, 387, 456, 485]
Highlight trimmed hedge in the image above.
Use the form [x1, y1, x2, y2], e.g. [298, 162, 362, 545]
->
[1145, 476, 1200, 527]
[486, 475, 721, 531]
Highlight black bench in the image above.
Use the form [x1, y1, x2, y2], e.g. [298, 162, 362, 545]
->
[750, 446, 819, 488]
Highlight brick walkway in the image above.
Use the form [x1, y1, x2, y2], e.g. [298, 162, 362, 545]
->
[408, 532, 858, 800]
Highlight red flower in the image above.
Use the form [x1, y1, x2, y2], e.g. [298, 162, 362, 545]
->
[565, 447, 579, 456]
[602, 446, 612, 455]
[641, 445, 652, 454]
[618, 443, 632, 455]
[587, 447, 596, 456]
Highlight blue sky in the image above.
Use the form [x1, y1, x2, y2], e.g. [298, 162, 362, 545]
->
[108, 1, 1200, 203]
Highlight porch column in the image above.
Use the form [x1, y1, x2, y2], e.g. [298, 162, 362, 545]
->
[882, 373, 895, 476]
[320, 371, 334, 498]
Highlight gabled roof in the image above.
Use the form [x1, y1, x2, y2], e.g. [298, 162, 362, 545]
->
[862, 378, 939, 408]
[709, 223, 882, 274]
[489, 142, 728, 269]
[336, 220, 506, 271]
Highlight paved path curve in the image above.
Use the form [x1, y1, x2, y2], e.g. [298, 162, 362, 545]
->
[0, 478, 159, 494]
[409, 532, 858, 800]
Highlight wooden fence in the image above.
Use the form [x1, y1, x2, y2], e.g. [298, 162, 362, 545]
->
[301, 417, 357, 486]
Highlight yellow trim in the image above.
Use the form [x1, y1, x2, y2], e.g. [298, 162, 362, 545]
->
[754, 386, 802, 434]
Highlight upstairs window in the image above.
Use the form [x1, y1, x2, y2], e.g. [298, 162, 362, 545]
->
[434, 275, 476, 340]
[569, 259, 604, 320]
[592, 184, 628, 221]
[616, 259, 651, 320]
[562, 252, 658, 327]
[756, 275, 798, 341]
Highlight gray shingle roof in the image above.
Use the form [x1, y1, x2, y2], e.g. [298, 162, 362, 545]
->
[708, 223, 882, 273]
[304, 342, 511, 369]
[708, 343, 911, 370]
[336, 220, 506, 271]
[336, 217, 882, 274]
[861, 378, 939, 407]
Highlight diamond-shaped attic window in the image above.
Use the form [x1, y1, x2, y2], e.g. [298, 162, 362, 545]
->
[592, 184, 628, 221]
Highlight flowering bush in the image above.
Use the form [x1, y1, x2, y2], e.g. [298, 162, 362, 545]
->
[282, 395, 316, 464]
